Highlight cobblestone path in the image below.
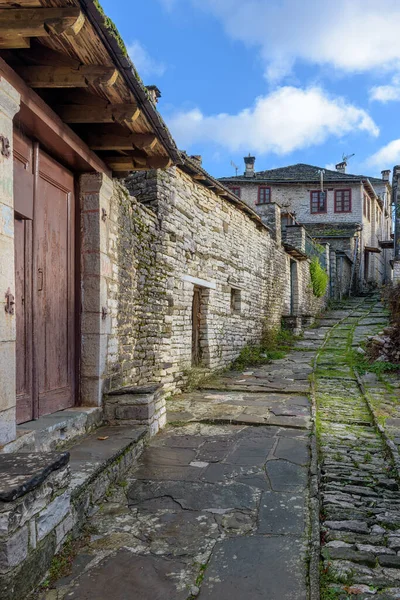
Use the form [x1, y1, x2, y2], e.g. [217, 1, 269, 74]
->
[37, 296, 400, 600]
[316, 297, 400, 599]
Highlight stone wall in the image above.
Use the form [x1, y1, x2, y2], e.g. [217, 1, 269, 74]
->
[95, 166, 326, 396]
[0, 78, 20, 446]
[235, 182, 364, 224]
[0, 453, 70, 600]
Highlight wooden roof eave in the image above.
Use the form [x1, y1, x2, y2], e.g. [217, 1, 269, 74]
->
[79, 0, 181, 165]
[0, 0, 181, 173]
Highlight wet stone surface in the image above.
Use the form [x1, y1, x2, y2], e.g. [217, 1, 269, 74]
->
[36, 295, 400, 600]
[37, 343, 316, 600]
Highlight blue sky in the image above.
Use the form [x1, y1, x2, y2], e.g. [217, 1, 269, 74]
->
[101, 0, 400, 179]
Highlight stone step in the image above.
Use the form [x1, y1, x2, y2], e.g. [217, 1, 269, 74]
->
[0, 425, 148, 600]
[0, 407, 103, 454]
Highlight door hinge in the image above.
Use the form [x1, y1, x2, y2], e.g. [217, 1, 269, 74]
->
[5, 288, 15, 315]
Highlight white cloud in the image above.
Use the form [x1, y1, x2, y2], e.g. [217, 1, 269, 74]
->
[370, 75, 400, 102]
[178, 0, 400, 81]
[167, 86, 379, 155]
[367, 139, 400, 168]
[128, 40, 166, 78]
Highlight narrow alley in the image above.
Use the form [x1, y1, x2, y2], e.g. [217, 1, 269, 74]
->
[34, 296, 400, 600]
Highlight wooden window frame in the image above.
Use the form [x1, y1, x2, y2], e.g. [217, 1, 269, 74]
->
[310, 190, 327, 214]
[229, 186, 241, 198]
[256, 185, 271, 205]
[334, 189, 352, 213]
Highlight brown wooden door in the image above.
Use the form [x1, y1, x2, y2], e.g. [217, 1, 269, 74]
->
[14, 131, 76, 423]
[192, 287, 201, 366]
[14, 131, 34, 423]
[34, 149, 76, 417]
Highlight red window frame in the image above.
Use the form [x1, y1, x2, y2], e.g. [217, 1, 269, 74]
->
[229, 186, 241, 198]
[334, 189, 352, 213]
[310, 190, 327, 214]
[256, 186, 271, 205]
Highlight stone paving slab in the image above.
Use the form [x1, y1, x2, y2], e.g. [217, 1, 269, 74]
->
[38, 298, 397, 600]
[37, 420, 311, 600]
[199, 536, 307, 600]
[167, 389, 311, 429]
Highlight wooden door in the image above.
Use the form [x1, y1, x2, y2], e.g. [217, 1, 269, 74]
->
[14, 131, 76, 423]
[34, 149, 75, 417]
[192, 287, 201, 366]
[14, 131, 34, 423]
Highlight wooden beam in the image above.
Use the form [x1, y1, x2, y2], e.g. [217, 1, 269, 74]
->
[15, 65, 119, 88]
[88, 133, 158, 151]
[0, 55, 110, 177]
[0, 35, 29, 48]
[213, 188, 228, 196]
[56, 103, 140, 124]
[0, 1, 42, 7]
[0, 8, 84, 41]
[192, 173, 207, 181]
[105, 155, 172, 171]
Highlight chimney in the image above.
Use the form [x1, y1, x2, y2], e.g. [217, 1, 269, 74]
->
[381, 169, 391, 182]
[190, 155, 202, 166]
[146, 85, 161, 104]
[335, 161, 347, 174]
[244, 154, 256, 178]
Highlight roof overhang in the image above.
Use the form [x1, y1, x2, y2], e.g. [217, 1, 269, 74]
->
[0, 0, 180, 175]
[379, 240, 395, 249]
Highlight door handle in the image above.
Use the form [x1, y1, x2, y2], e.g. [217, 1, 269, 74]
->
[38, 268, 44, 292]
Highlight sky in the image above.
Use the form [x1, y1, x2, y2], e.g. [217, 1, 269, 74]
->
[100, 0, 400, 179]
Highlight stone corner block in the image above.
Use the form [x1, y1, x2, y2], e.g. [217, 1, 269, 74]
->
[36, 491, 71, 542]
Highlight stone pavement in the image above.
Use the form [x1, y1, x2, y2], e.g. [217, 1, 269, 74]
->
[36, 296, 400, 600]
[316, 297, 400, 599]
[37, 348, 317, 599]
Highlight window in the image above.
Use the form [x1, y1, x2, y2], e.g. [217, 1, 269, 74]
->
[310, 190, 327, 214]
[281, 213, 296, 229]
[363, 194, 367, 217]
[230, 288, 241, 314]
[229, 186, 241, 198]
[334, 189, 351, 213]
[257, 186, 271, 205]
[367, 197, 371, 221]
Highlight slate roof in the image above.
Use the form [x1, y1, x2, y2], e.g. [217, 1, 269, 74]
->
[299, 223, 362, 238]
[220, 163, 386, 186]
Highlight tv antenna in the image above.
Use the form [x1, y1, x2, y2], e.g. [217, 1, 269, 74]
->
[230, 160, 239, 176]
[342, 153, 355, 163]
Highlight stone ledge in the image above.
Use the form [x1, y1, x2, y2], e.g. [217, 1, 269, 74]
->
[0, 452, 69, 503]
[107, 384, 162, 397]
[0, 425, 148, 600]
[0, 407, 103, 455]
[104, 384, 166, 436]
[68, 425, 148, 496]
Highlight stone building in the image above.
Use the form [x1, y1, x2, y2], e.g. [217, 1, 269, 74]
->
[220, 158, 394, 293]
[0, 2, 333, 596]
